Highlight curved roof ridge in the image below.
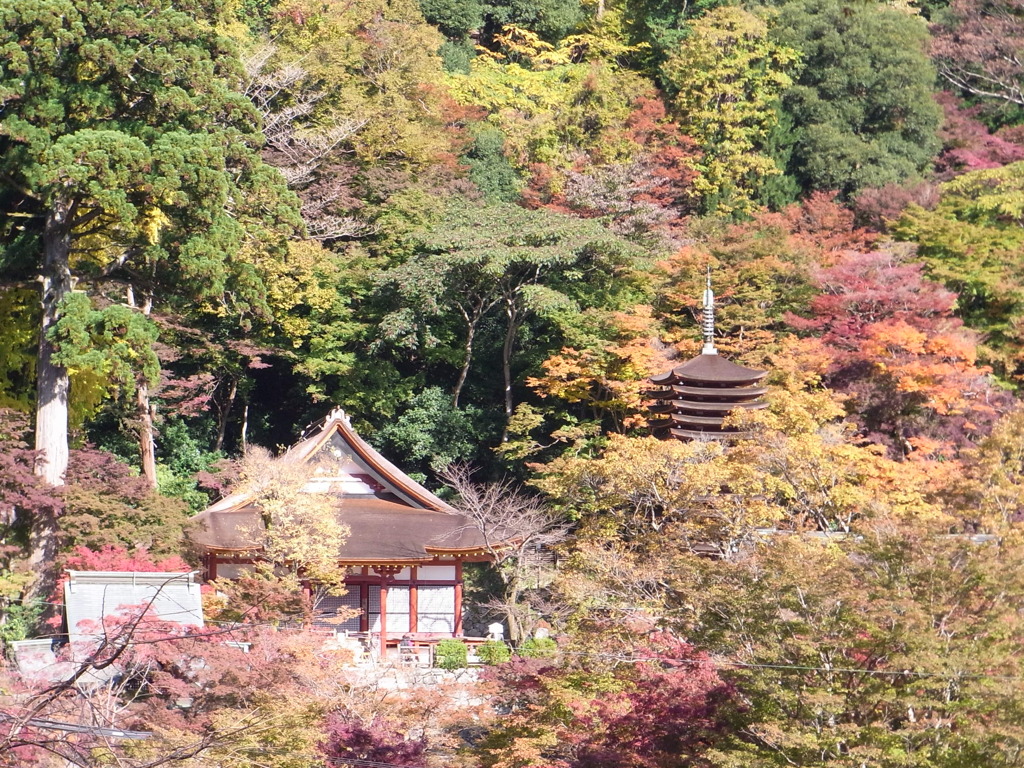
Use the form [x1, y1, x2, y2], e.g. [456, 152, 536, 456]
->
[270, 408, 453, 512]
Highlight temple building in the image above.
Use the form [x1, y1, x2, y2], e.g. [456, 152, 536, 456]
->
[648, 274, 768, 440]
[190, 409, 510, 650]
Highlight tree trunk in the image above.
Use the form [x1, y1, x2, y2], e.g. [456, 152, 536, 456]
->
[240, 400, 250, 454]
[128, 286, 158, 488]
[35, 201, 72, 486]
[214, 378, 238, 453]
[27, 198, 73, 602]
[500, 299, 522, 444]
[137, 381, 158, 488]
[452, 318, 477, 409]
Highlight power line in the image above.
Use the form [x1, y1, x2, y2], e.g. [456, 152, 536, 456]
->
[0, 712, 150, 740]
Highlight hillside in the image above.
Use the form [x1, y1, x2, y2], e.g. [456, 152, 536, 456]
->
[2, 0, 1024, 763]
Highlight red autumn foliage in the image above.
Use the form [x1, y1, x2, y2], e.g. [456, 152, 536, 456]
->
[481, 633, 733, 768]
[0, 409, 63, 526]
[851, 182, 940, 232]
[934, 92, 1024, 178]
[62, 544, 190, 573]
[786, 248, 1008, 452]
[767, 191, 878, 255]
[321, 712, 428, 767]
[786, 250, 958, 344]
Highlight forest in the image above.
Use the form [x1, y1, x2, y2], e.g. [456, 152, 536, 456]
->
[1, 0, 1024, 763]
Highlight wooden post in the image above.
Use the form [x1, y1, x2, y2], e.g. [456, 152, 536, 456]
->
[379, 574, 388, 659]
[454, 561, 463, 636]
[409, 567, 418, 633]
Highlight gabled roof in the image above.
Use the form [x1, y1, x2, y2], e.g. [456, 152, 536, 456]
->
[64, 571, 204, 643]
[190, 409, 497, 563]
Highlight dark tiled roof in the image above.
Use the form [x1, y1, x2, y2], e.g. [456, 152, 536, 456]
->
[651, 353, 767, 385]
[190, 497, 490, 562]
[189, 410, 506, 562]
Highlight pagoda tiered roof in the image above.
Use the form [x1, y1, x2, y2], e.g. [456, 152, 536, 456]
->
[648, 272, 769, 441]
[648, 353, 768, 440]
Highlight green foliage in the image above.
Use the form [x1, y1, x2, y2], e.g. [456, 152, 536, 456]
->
[267, 0, 450, 171]
[477, 639, 513, 664]
[157, 466, 214, 515]
[0, 0, 301, 290]
[660, 7, 799, 214]
[517, 635, 558, 657]
[446, 54, 651, 176]
[893, 162, 1024, 378]
[482, 0, 584, 42]
[51, 294, 160, 418]
[421, 0, 484, 37]
[773, 0, 942, 196]
[621, 0, 727, 70]
[465, 126, 524, 202]
[678, 532, 1024, 766]
[435, 638, 470, 669]
[0, 288, 36, 411]
[0, 602, 43, 648]
[439, 39, 477, 73]
[61, 449, 192, 558]
[374, 387, 484, 472]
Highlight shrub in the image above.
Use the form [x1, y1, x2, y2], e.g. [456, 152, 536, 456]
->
[477, 640, 511, 665]
[434, 638, 469, 669]
[517, 636, 557, 658]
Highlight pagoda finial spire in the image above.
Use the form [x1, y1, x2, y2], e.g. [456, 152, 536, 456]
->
[702, 266, 717, 355]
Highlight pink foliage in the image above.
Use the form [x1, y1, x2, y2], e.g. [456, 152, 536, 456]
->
[483, 633, 732, 768]
[568, 633, 732, 768]
[786, 250, 958, 347]
[45, 546, 191, 629]
[852, 182, 940, 232]
[63, 545, 190, 573]
[159, 372, 217, 416]
[0, 409, 63, 525]
[785, 248, 1008, 453]
[321, 712, 428, 766]
[934, 92, 1024, 179]
[66, 445, 155, 502]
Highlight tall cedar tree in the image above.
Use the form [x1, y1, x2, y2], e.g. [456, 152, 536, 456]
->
[0, 0, 300, 600]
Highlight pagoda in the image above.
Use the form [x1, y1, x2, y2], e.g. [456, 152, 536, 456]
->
[648, 274, 768, 440]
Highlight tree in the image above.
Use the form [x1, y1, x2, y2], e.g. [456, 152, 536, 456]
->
[377, 202, 645, 430]
[773, 0, 942, 196]
[785, 246, 1003, 453]
[931, 0, 1024, 108]
[0, 0, 300, 596]
[660, 6, 798, 214]
[668, 530, 1024, 767]
[321, 713, 427, 768]
[933, 92, 1024, 179]
[234, 446, 349, 593]
[443, 465, 570, 642]
[479, 632, 734, 768]
[893, 161, 1024, 380]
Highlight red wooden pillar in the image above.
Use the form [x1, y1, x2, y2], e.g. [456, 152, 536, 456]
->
[454, 561, 463, 636]
[409, 567, 418, 633]
[379, 574, 388, 658]
[206, 554, 218, 581]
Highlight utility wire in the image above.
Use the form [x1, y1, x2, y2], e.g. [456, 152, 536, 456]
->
[10, 599, 1022, 682]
